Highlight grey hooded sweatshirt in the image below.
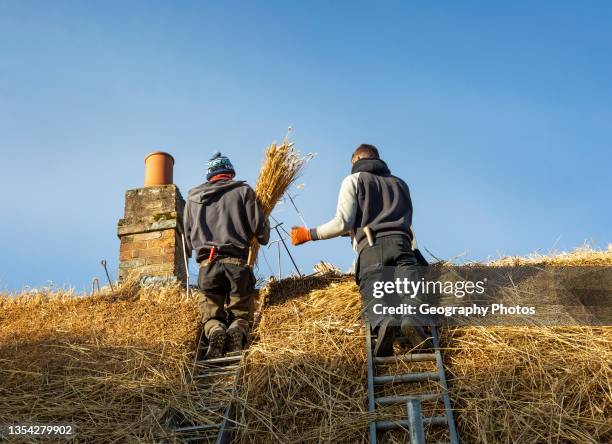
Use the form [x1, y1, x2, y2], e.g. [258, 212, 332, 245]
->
[184, 179, 270, 263]
[308, 158, 418, 254]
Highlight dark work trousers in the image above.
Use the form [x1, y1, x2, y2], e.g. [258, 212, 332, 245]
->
[356, 234, 419, 355]
[198, 260, 256, 339]
[356, 234, 418, 286]
[356, 234, 419, 322]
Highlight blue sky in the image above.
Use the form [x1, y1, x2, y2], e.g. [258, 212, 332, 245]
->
[0, 1, 610, 292]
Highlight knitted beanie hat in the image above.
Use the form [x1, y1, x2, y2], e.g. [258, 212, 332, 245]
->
[206, 152, 235, 180]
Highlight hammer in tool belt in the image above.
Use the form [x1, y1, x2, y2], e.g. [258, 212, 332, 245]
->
[363, 226, 375, 247]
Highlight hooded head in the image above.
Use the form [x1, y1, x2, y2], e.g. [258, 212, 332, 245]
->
[206, 152, 235, 180]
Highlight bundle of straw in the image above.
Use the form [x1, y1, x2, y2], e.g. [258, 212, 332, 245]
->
[232, 247, 612, 443]
[446, 325, 612, 443]
[248, 140, 311, 266]
[233, 276, 371, 443]
[0, 276, 206, 443]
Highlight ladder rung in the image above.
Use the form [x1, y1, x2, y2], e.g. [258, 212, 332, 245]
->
[374, 353, 436, 364]
[374, 371, 439, 385]
[196, 364, 240, 373]
[375, 393, 442, 405]
[196, 352, 243, 365]
[196, 361, 241, 371]
[376, 415, 447, 431]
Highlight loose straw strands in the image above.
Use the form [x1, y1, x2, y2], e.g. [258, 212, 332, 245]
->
[232, 247, 612, 443]
[1, 248, 610, 442]
[233, 277, 371, 443]
[248, 140, 313, 266]
[445, 326, 611, 443]
[0, 276, 206, 443]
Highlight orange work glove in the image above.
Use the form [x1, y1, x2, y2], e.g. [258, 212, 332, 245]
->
[291, 226, 312, 246]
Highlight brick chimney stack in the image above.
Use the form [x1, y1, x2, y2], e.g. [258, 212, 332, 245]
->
[117, 152, 187, 284]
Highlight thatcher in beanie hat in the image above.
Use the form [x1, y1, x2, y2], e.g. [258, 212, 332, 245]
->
[206, 152, 235, 180]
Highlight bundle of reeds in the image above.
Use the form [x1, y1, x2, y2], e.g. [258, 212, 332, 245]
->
[233, 276, 371, 443]
[231, 247, 612, 443]
[446, 325, 611, 443]
[443, 245, 612, 443]
[2, 247, 609, 442]
[248, 140, 312, 266]
[0, 277, 208, 443]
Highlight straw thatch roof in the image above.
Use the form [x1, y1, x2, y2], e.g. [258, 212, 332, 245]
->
[1, 247, 610, 443]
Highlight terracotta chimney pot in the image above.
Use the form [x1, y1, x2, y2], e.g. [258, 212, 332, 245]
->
[144, 151, 174, 186]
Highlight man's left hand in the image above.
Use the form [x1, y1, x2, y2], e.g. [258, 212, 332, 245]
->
[291, 226, 312, 246]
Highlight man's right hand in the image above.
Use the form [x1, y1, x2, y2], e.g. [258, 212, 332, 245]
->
[291, 226, 312, 246]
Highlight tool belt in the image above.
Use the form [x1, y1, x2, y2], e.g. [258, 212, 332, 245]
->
[208, 256, 248, 266]
[355, 228, 428, 266]
[355, 227, 410, 250]
[200, 256, 250, 267]
[198, 244, 251, 268]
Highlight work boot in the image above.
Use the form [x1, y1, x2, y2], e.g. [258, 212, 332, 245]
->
[373, 318, 395, 357]
[226, 328, 245, 353]
[205, 328, 226, 360]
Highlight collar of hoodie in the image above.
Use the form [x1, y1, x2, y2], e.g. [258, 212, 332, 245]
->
[351, 158, 391, 176]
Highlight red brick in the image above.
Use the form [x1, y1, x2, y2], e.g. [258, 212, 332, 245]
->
[162, 245, 178, 254]
[137, 248, 163, 258]
[147, 237, 174, 249]
[161, 229, 176, 239]
[120, 240, 146, 252]
[145, 239, 159, 249]
[146, 256, 164, 265]
[117, 185, 187, 284]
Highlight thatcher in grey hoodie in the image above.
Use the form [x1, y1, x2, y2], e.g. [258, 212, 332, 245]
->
[309, 158, 419, 254]
[183, 179, 270, 263]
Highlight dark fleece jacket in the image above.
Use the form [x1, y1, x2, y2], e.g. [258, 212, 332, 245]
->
[183, 179, 270, 263]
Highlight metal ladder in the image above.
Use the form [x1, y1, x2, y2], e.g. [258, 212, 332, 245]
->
[169, 332, 246, 444]
[365, 323, 459, 444]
